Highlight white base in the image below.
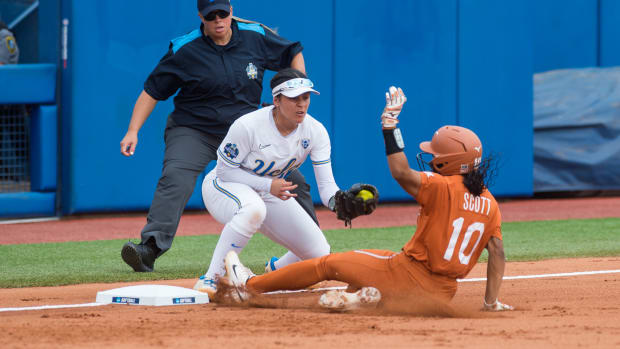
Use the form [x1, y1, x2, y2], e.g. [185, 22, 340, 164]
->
[96, 284, 209, 306]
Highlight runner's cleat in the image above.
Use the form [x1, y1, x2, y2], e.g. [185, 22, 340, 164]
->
[224, 251, 255, 302]
[318, 287, 381, 311]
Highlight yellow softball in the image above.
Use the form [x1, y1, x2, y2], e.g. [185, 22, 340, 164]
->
[356, 189, 374, 201]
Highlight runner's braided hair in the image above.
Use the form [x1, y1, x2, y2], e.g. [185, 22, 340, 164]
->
[462, 154, 498, 197]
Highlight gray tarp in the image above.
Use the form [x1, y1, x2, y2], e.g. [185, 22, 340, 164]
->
[534, 67, 620, 192]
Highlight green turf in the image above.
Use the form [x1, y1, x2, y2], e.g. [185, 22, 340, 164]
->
[0, 218, 619, 288]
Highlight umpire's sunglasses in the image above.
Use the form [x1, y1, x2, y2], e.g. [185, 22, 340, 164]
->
[204, 10, 230, 21]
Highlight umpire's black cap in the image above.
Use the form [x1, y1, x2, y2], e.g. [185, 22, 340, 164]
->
[197, 0, 231, 16]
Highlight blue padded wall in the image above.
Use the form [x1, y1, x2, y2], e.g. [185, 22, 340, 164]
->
[0, 192, 55, 218]
[600, 0, 620, 67]
[0, 64, 56, 104]
[38, 0, 61, 64]
[0, 64, 57, 219]
[63, 1, 197, 213]
[532, 0, 598, 73]
[459, 0, 533, 197]
[30, 105, 57, 191]
[332, 0, 458, 202]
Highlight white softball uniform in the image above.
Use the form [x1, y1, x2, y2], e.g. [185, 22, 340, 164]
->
[202, 106, 339, 279]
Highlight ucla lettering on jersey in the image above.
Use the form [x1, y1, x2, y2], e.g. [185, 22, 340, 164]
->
[253, 158, 301, 178]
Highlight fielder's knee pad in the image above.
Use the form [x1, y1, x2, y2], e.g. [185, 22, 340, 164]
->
[229, 200, 267, 237]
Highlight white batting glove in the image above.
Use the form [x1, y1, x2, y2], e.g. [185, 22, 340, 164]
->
[483, 299, 514, 312]
[381, 86, 407, 129]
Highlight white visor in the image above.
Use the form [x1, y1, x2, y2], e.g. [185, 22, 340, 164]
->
[271, 78, 320, 98]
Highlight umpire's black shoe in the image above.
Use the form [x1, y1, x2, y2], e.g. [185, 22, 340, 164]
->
[121, 241, 155, 272]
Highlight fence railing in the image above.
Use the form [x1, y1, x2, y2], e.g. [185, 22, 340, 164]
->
[0, 104, 31, 193]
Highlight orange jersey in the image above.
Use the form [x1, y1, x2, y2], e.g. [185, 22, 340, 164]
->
[402, 171, 502, 279]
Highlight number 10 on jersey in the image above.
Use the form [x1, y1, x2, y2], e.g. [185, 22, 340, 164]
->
[443, 217, 485, 265]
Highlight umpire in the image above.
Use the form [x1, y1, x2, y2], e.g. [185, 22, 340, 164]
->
[120, 0, 317, 272]
[0, 21, 19, 65]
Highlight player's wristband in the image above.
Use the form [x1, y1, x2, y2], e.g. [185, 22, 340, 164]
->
[328, 195, 336, 212]
[383, 128, 405, 155]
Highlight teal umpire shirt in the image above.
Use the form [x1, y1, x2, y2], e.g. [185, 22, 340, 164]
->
[144, 19, 303, 138]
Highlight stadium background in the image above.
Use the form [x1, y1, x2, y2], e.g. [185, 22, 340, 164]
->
[1, 0, 619, 218]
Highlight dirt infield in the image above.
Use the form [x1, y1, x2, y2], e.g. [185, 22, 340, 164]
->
[1, 197, 619, 348]
[1, 258, 619, 348]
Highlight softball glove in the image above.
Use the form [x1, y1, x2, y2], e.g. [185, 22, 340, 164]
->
[330, 183, 379, 227]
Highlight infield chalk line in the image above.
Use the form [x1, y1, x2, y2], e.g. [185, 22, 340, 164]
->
[457, 269, 620, 282]
[0, 217, 59, 225]
[264, 269, 620, 294]
[2, 269, 619, 312]
[0, 302, 105, 312]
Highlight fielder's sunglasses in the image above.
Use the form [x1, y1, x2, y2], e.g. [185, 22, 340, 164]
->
[205, 10, 230, 21]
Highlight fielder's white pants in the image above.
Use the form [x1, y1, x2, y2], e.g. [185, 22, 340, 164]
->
[202, 170, 330, 278]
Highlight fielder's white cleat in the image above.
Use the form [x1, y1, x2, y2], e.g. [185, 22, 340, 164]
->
[193, 275, 217, 299]
[482, 299, 514, 311]
[318, 287, 381, 311]
[224, 251, 255, 302]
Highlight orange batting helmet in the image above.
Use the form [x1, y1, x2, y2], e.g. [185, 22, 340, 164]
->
[418, 125, 483, 175]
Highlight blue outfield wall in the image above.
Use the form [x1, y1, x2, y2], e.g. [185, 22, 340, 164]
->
[331, 0, 458, 198]
[459, 0, 534, 196]
[600, 0, 620, 66]
[530, 0, 620, 72]
[61, 1, 197, 213]
[59, 0, 537, 214]
[532, 0, 598, 73]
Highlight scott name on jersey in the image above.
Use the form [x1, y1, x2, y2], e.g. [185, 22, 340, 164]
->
[462, 192, 492, 216]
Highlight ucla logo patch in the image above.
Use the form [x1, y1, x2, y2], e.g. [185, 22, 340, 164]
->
[4, 36, 17, 54]
[246, 62, 257, 79]
[301, 139, 310, 149]
[223, 143, 239, 159]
